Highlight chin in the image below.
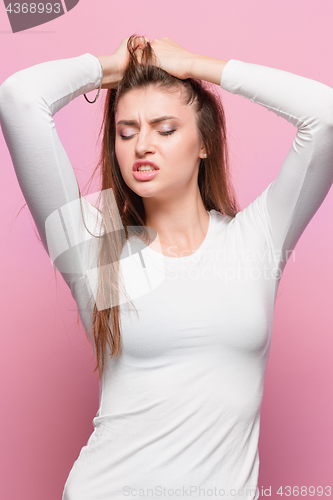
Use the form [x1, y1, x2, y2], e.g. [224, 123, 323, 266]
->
[129, 179, 161, 194]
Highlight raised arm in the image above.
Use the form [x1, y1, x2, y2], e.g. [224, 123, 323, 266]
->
[0, 52, 103, 282]
[216, 59, 333, 272]
[0, 36, 150, 283]
[150, 38, 333, 274]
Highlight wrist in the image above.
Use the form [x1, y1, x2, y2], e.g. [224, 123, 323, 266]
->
[188, 54, 228, 86]
[97, 55, 123, 89]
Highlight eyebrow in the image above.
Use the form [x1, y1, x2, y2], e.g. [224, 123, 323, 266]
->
[116, 115, 179, 126]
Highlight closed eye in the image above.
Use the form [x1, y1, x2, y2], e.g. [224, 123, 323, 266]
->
[120, 130, 176, 140]
[160, 130, 176, 136]
[120, 134, 134, 140]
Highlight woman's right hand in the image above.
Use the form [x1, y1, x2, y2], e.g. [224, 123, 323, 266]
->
[97, 36, 150, 89]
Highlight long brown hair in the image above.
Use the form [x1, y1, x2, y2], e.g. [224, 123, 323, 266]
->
[14, 35, 239, 379]
[85, 35, 239, 379]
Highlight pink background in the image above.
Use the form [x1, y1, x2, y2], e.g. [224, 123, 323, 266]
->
[1, 1, 332, 498]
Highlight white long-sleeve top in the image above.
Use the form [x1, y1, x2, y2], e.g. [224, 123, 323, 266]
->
[1, 53, 333, 500]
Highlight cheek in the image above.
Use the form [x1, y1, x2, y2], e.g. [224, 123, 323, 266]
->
[172, 130, 201, 165]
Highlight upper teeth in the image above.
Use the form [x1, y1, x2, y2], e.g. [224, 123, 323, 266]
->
[137, 165, 155, 171]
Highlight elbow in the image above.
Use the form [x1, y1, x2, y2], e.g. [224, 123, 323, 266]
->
[0, 76, 23, 120]
[309, 98, 333, 134]
[319, 88, 333, 128]
[0, 73, 31, 101]
[0, 74, 22, 104]
[327, 99, 333, 127]
[306, 84, 333, 130]
[0, 77, 16, 127]
[0, 74, 41, 124]
[0, 77, 12, 121]
[310, 91, 333, 148]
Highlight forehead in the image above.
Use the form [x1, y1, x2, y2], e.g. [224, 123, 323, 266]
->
[115, 86, 195, 122]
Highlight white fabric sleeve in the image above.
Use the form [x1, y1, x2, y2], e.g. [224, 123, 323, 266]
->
[0, 53, 103, 284]
[220, 60, 333, 273]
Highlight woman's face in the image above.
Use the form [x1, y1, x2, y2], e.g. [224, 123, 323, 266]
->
[114, 85, 206, 201]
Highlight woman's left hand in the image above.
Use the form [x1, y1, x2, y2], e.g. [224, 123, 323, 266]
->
[149, 37, 196, 80]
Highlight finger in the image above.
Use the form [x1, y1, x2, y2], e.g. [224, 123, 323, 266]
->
[138, 37, 150, 49]
[133, 36, 147, 48]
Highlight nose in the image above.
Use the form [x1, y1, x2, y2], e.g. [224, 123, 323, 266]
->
[135, 129, 156, 157]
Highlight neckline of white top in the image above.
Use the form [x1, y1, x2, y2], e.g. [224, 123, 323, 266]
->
[142, 210, 214, 263]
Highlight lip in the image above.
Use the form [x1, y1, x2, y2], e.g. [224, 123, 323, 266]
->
[132, 160, 160, 172]
[132, 169, 160, 182]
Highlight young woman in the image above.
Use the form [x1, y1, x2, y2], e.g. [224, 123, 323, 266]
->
[0, 35, 332, 500]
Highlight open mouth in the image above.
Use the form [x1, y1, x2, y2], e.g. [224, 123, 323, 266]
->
[133, 161, 160, 172]
[132, 166, 160, 181]
[137, 165, 158, 172]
